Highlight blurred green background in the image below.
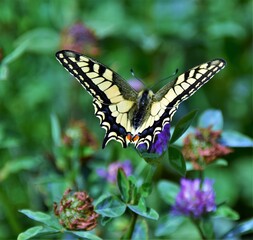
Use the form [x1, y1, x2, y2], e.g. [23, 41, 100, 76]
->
[0, 0, 252, 239]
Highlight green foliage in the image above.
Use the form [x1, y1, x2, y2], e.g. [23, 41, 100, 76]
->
[221, 218, 253, 239]
[157, 180, 179, 205]
[95, 169, 158, 222]
[155, 214, 185, 237]
[117, 168, 130, 203]
[128, 198, 159, 220]
[18, 210, 102, 240]
[168, 146, 186, 176]
[131, 219, 149, 240]
[170, 109, 198, 144]
[215, 205, 240, 220]
[95, 195, 126, 218]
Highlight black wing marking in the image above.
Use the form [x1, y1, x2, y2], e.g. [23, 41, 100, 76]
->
[56, 50, 138, 104]
[135, 59, 226, 151]
[56, 50, 138, 148]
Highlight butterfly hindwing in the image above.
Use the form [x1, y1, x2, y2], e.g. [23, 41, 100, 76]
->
[93, 99, 129, 148]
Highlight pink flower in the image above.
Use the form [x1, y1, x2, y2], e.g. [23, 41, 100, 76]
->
[182, 127, 232, 170]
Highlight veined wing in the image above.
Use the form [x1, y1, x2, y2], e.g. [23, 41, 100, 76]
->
[56, 50, 138, 148]
[56, 50, 138, 104]
[135, 59, 226, 150]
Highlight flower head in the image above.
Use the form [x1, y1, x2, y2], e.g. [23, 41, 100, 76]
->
[172, 178, 216, 218]
[54, 189, 99, 231]
[97, 160, 133, 183]
[137, 123, 171, 156]
[60, 22, 99, 56]
[182, 126, 232, 170]
[59, 120, 98, 166]
[62, 120, 98, 149]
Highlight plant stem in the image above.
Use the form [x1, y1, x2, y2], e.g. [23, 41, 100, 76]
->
[145, 164, 157, 184]
[0, 187, 22, 235]
[199, 169, 205, 188]
[192, 219, 206, 240]
[122, 212, 138, 239]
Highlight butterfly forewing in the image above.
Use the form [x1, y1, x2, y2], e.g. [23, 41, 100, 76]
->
[56, 50, 138, 148]
[56, 50, 138, 103]
[153, 59, 226, 118]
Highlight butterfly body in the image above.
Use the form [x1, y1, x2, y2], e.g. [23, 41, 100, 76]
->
[133, 90, 152, 129]
[56, 50, 226, 154]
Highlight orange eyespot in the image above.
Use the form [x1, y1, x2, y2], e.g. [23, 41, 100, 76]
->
[126, 134, 132, 141]
[132, 135, 139, 142]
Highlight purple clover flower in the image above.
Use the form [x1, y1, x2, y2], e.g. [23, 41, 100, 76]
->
[172, 178, 216, 218]
[150, 123, 171, 155]
[97, 160, 133, 183]
[128, 79, 144, 92]
[137, 123, 171, 155]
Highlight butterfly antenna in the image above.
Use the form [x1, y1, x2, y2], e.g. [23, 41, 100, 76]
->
[130, 69, 146, 86]
[150, 68, 179, 90]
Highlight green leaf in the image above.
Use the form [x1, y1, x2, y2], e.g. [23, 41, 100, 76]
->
[128, 198, 159, 220]
[17, 225, 60, 240]
[140, 182, 152, 198]
[70, 231, 103, 240]
[139, 151, 161, 160]
[170, 109, 198, 144]
[2, 41, 29, 65]
[50, 114, 61, 147]
[157, 180, 179, 205]
[207, 158, 228, 168]
[220, 130, 253, 147]
[0, 157, 41, 181]
[0, 63, 8, 80]
[198, 109, 223, 130]
[95, 195, 126, 217]
[155, 214, 185, 237]
[100, 216, 112, 226]
[200, 218, 214, 239]
[222, 218, 253, 238]
[19, 210, 52, 225]
[15, 28, 59, 54]
[215, 205, 240, 220]
[129, 180, 139, 204]
[132, 219, 148, 240]
[17, 226, 44, 240]
[168, 146, 186, 176]
[117, 168, 130, 203]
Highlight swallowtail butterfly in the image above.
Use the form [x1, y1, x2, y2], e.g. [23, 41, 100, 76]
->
[56, 50, 226, 153]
